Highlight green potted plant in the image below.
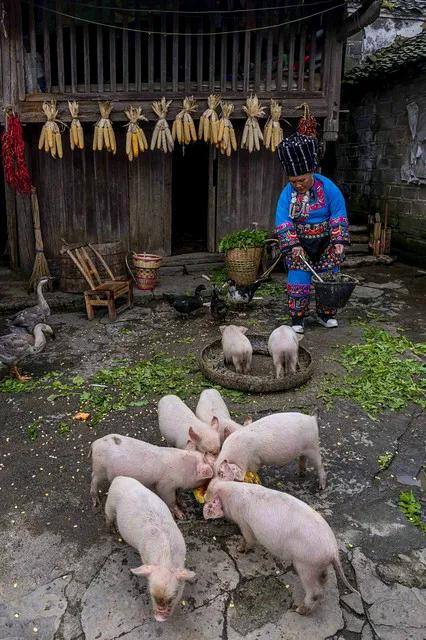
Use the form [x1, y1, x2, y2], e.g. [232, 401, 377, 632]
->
[219, 224, 268, 285]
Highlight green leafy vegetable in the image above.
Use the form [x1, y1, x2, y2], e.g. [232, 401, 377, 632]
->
[219, 228, 268, 253]
[377, 451, 394, 470]
[399, 491, 426, 533]
[319, 328, 426, 416]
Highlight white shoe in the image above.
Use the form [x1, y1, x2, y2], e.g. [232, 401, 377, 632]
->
[292, 324, 304, 334]
[317, 317, 338, 328]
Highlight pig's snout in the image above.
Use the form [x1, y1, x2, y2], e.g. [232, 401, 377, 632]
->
[197, 463, 213, 480]
[154, 609, 171, 622]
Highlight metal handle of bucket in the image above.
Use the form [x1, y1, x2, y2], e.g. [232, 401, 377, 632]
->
[299, 255, 325, 283]
[125, 253, 137, 284]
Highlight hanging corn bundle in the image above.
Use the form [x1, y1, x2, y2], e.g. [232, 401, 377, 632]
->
[241, 94, 265, 152]
[124, 106, 148, 161]
[263, 100, 284, 153]
[151, 97, 174, 153]
[68, 100, 84, 151]
[216, 102, 237, 157]
[93, 101, 116, 154]
[38, 100, 64, 159]
[198, 94, 221, 144]
[296, 102, 318, 138]
[172, 96, 198, 146]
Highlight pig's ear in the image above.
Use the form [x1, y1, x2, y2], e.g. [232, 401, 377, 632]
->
[228, 464, 246, 482]
[197, 462, 213, 480]
[189, 427, 201, 443]
[175, 568, 196, 582]
[238, 326, 248, 334]
[223, 426, 232, 441]
[131, 564, 155, 576]
[243, 416, 252, 426]
[185, 440, 197, 451]
[203, 496, 224, 519]
[219, 325, 226, 334]
[210, 416, 220, 432]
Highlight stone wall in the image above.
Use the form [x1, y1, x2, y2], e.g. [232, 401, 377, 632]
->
[334, 75, 426, 265]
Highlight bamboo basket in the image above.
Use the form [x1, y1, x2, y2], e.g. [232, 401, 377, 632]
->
[224, 247, 263, 285]
[126, 252, 162, 291]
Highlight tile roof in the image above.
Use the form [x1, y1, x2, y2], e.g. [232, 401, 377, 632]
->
[344, 30, 426, 84]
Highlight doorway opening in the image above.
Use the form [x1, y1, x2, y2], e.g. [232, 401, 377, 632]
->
[172, 142, 209, 254]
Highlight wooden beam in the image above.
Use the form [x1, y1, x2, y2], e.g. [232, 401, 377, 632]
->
[70, 23, 77, 93]
[276, 27, 284, 91]
[243, 31, 250, 92]
[288, 31, 295, 91]
[209, 26, 216, 91]
[254, 31, 261, 92]
[297, 23, 306, 92]
[231, 32, 238, 93]
[97, 26, 104, 93]
[83, 24, 90, 91]
[197, 21, 203, 92]
[184, 25, 191, 93]
[29, 1, 38, 92]
[220, 33, 227, 93]
[147, 17, 154, 90]
[109, 28, 116, 91]
[266, 30, 273, 92]
[56, 1, 65, 92]
[15, 0, 25, 100]
[123, 16, 129, 92]
[309, 29, 317, 92]
[172, 15, 179, 92]
[43, 7, 52, 93]
[160, 16, 167, 92]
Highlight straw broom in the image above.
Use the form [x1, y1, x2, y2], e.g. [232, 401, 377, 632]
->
[29, 186, 53, 292]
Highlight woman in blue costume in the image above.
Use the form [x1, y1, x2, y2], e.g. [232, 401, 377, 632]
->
[275, 133, 350, 334]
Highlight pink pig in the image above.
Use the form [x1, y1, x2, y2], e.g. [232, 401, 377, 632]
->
[195, 388, 250, 444]
[268, 325, 304, 378]
[158, 394, 220, 457]
[90, 434, 213, 519]
[220, 325, 252, 374]
[105, 476, 196, 622]
[215, 412, 326, 490]
[203, 479, 357, 615]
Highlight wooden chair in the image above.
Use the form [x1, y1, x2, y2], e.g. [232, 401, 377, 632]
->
[61, 242, 133, 321]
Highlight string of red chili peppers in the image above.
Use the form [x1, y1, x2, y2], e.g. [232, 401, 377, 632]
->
[1, 109, 32, 195]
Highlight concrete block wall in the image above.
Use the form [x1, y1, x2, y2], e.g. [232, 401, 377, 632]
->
[334, 76, 426, 265]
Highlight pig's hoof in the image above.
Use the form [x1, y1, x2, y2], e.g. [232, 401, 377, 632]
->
[319, 475, 327, 490]
[173, 507, 185, 520]
[295, 604, 311, 616]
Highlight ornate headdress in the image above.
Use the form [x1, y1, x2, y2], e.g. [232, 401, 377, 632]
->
[277, 133, 318, 176]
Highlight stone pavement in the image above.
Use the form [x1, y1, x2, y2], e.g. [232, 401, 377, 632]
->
[0, 262, 425, 640]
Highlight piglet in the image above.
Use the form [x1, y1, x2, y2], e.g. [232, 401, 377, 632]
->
[90, 434, 213, 519]
[158, 394, 220, 456]
[268, 325, 303, 378]
[220, 325, 252, 374]
[215, 412, 326, 489]
[105, 476, 195, 622]
[203, 479, 357, 615]
[195, 388, 250, 444]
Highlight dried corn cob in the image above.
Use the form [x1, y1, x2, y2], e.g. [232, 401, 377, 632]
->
[68, 100, 84, 151]
[151, 97, 174, 153]
[38, 100, 64, 159]
[93, 101, 116, 154]
[263, 99, 284, 153]
[217, 102, 237, 157]
[124, 106, 148, 161]
[241, 94, 265, 153]
[172, 96, 198, 146]
[198, 94, 221, 144]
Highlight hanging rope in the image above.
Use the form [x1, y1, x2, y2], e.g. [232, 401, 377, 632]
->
[25, 1, 345, 37]
[66, 0, 338, 15]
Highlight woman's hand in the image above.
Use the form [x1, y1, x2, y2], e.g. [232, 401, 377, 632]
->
[291, 246, 304, 259]
[334, 244, 345, 256]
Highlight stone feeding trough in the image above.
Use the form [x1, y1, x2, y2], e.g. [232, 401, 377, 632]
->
[199, 334, 313, 393]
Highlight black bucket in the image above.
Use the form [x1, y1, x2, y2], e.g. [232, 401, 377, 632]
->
[314, 274, 358, 309]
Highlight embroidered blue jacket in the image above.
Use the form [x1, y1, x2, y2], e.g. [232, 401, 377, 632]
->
[275, 174, 350, 255]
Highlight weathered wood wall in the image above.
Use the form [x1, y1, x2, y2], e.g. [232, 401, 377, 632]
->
[15, 122, 284, 272]
[24, 124, 172, 267]
[216, 126, 285, 241]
